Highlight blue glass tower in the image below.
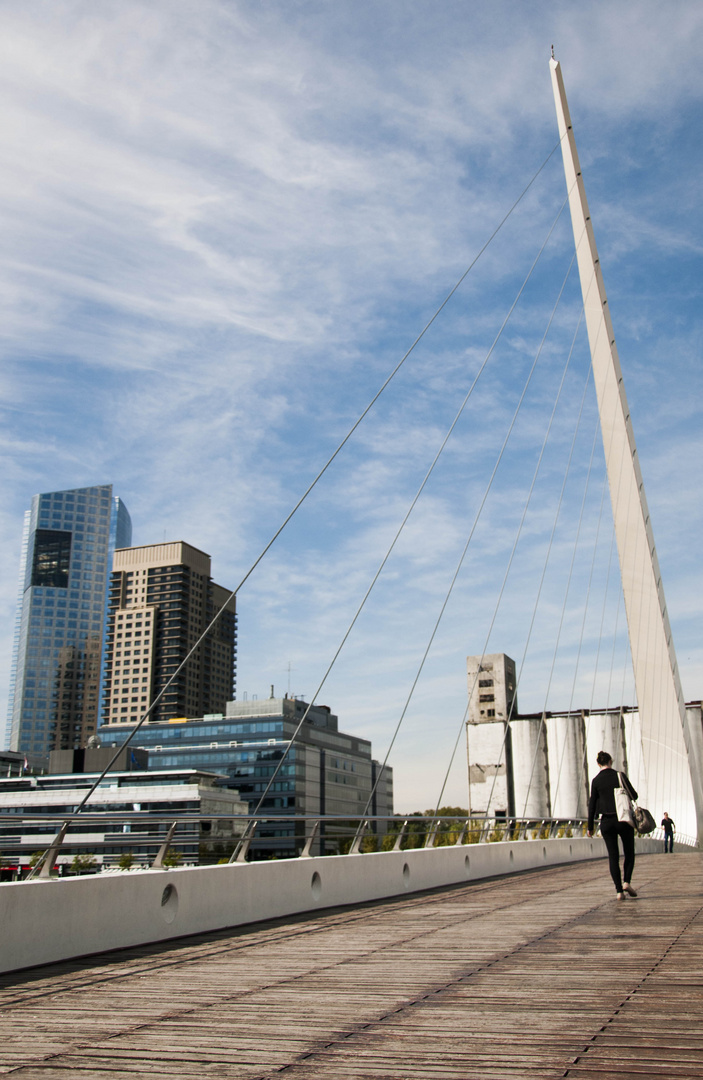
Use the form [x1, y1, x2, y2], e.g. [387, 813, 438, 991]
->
[6, 484, 131, 757]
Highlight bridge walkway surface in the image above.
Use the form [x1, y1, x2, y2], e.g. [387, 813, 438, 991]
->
[0, 851, 702, 1079]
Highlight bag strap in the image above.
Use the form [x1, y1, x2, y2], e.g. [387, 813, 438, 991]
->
[619, 772, 637, 806]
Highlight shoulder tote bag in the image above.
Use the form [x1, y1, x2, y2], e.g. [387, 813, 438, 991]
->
[614, 773, 635, 827]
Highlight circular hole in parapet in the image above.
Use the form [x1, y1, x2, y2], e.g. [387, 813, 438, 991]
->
[311, 871, 322, 902]
[402, 862, 410, 889]
[160, 883, 179, 924]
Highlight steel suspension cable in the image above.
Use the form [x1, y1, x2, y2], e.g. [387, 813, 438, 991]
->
[480, 321, 592, 819]
[425, 254, 580, 820]
[361, 243, 577, 827]
[45, 144, 564, 837]
[251, 192, 573, 826]
[477, 213, 608, 820]
[550, 453, 609, 814]
[588, 519, 619, 715]
[519, 410, 602, 817]
[513, 249, 619, 819]
[578, 515, 620, 799]
[579, 453, 638, 797]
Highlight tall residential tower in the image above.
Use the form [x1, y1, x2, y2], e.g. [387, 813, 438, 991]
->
[101, 542, 237, 726]
[6, 484, 132, 757]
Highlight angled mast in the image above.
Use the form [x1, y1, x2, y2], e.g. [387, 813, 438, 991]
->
[550, 55, 703, 843]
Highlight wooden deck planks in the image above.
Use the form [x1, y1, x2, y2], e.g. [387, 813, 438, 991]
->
[0, 851, 702, 1078]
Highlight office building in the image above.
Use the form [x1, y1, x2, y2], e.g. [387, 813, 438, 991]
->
[0, 766, 247, 873]
[6, 485, 131, 757]
[101, 542, 237, 726]
[97, 695, 394, 857]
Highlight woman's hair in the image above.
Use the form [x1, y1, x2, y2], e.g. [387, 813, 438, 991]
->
[596, 750, 613, 767]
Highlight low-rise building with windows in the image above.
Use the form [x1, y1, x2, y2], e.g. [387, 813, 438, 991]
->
[97, 695, 393, 857]
[0, 767, 247, 877]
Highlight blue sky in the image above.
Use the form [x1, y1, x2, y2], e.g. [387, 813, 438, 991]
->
[1, 2, 701, 811]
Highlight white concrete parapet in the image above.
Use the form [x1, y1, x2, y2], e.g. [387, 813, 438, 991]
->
[0, 835, 671, 974]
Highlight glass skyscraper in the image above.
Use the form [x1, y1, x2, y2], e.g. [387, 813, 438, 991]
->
[6, 484, 131, 757]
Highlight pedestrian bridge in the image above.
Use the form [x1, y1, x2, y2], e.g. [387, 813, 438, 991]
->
[2, 61, 701, 1078]
[0, 828, 671, 974]
[1, 850, 701, 1079]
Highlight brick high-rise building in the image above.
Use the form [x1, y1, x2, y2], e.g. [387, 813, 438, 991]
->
[102, 542, 236, 726]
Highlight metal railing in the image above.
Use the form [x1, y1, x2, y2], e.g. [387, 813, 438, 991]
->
[0, 813, 598, 881]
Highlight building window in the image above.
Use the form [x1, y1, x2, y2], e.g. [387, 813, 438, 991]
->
[31, 530, 72, 588]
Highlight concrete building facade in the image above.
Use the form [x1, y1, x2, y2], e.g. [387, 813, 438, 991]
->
[467, 652, 703, 838]
[101, 542, 237, 727]
[466, 653, 517, 816]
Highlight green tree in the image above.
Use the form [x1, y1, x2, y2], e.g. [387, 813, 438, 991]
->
[422, 807, 471, 846]
[71, 853, 98, 875]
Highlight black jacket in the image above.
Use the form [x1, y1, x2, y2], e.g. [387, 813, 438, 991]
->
[587, 767, 637, 832]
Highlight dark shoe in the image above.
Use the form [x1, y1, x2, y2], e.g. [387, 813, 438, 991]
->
[623, 883, 637, 897]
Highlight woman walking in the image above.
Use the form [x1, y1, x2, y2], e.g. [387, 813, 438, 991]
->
[587, 750, 638, 901]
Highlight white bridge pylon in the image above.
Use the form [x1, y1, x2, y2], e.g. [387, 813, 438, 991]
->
[550, 57, 703, 844]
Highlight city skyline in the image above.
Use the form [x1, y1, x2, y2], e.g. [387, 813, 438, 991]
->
[1, 3, 701, 810]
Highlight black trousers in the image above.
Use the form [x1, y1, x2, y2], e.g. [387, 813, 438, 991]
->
[599, 815, 635, 892]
